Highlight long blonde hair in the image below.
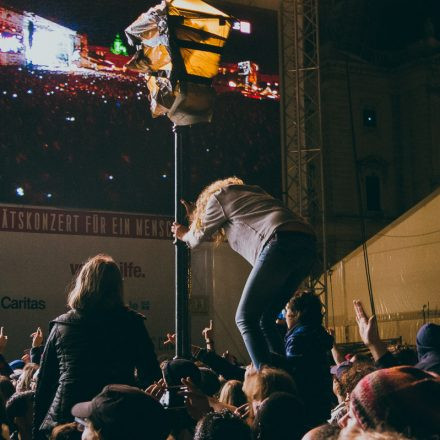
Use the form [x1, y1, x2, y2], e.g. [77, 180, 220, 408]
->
[218, 380, 247, 407]
[191, 177, 244, 244]
[242, 366, 297, 420]
[67, 254, 124, 312]
[16, 363, 39, 392]
[242, 366, 297, 403]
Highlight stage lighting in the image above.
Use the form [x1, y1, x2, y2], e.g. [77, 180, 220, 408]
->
[125, 0, 232, 126]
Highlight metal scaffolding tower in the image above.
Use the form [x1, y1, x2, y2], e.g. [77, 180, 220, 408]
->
[219, 0, 327, 306]
[278, 0, 327, 303]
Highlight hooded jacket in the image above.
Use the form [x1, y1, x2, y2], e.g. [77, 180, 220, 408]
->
[33, 307, 161, 437]
[376, 323, 440, 374]
[285, 323, 335, 426]
[415, 323, 440, 374]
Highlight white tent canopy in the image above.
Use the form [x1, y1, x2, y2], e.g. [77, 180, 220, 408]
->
[327, 188, 440, 345]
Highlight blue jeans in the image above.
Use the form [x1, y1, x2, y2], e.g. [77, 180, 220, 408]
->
[235, 231, 317, 369]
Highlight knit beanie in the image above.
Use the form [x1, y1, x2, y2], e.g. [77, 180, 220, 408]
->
[350, 366, 440, 438]
[8, 360, 25, 370]
[416, 323, 440, 358]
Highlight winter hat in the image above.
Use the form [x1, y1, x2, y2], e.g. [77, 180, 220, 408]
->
[330, 360, 352, 380]
[8, 360, 25, 370]
[350, 366, 440, 438]
[72, 384, 170, 440]
[416, 323, 440, 358]
[162, 358, 201, 387]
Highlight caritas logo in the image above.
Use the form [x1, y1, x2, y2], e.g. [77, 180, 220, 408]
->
[69, 262, 146, 278]
[1, 296, 46, 310]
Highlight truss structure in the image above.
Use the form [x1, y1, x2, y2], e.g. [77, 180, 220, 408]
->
[278, 0, 327, 305]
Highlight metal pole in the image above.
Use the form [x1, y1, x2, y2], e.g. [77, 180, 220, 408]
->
[278, 1, 288, 204]
[173, 124, 191, 358]
[314, 0, 329, 326]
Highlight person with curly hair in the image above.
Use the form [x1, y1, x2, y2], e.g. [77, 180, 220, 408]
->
[172, 177, 316, 370]
[194, 409, 251, 440]
[282, 291, 335, 426]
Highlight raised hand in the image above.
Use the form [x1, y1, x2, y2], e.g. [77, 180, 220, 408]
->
[353, 300, 380, 347]
[145, 378, 166, 401]
[353, 299, 386, 361]
[179, 376, 211, 421]
[234, 403, 250, 420]
[328, 328, 345, 364]
[31, 327, 44, 348]
[0, 327, 8, 354]
[221, 350, 238, 365]
[202, 320, 214, 343]
[163, 333, 176, 346]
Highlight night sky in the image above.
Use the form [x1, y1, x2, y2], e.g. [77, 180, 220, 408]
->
[5, 0, 440, 74]
[320, 0, 440, 52]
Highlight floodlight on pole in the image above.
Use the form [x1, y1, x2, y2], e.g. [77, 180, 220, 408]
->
[125, 0, 232, 358]
[125, 0, 232, 125]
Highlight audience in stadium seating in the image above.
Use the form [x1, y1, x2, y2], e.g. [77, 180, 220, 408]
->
[0, 66, 281, 215]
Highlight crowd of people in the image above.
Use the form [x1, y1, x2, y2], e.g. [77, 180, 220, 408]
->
[1, 65, 439, 440]
[0, 253, 439, 440]
[0, 66, 280, 215]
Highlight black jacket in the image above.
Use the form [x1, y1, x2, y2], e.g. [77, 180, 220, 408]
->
[33, 307, 161, 437]
[284, 323, 334, 427]
[194, 349, 245, 381]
